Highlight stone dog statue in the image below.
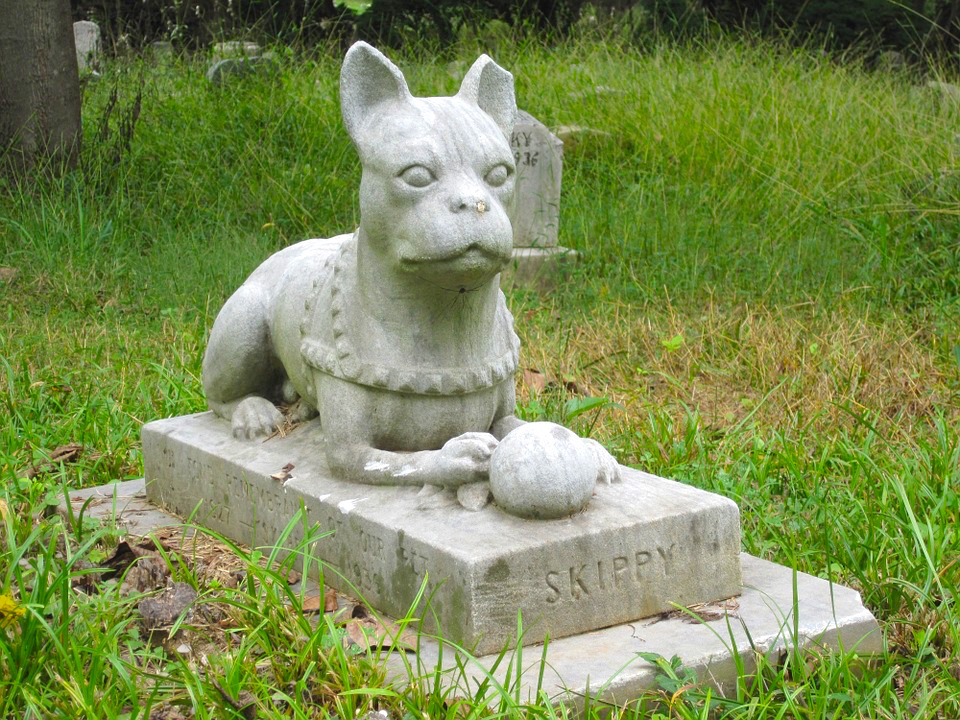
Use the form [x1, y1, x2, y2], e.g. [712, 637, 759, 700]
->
[201, 42, 620, 493]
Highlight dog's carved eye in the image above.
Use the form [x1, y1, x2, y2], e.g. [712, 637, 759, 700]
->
[399, 165, 436, 188]
[484, 164, 512, 188]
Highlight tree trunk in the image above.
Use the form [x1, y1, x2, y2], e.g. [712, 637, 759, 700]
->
[0, 0, 82, 177]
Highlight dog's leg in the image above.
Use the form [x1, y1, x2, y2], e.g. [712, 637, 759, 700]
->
[324, 433, 498, 488]
[490, 379, 524, 440]
[203, 283, 285, 439]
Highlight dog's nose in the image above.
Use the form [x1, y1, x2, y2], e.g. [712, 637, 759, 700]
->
[449, 179, 489, 214]
[452, 197, 489, 214]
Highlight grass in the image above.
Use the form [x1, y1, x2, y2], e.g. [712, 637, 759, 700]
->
[1, 25, 959, 717]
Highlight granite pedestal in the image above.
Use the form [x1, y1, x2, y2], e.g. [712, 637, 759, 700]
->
[143, 412, 741, 655]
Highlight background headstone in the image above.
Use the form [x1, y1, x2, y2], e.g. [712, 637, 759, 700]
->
[212, 41, 262, 63]
[511, 110, 562, 249]
[149, 41, 174, 60]
[206, 42, 278, 86]
[502, 110, 576, 291]
[73, 20, 100, 72]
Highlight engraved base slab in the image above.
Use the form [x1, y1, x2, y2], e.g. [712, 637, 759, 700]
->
[143, 412, 742, 655]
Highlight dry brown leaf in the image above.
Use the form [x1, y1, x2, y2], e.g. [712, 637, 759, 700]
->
[50, 443, 84, 463]
[0, 267, 18, 283]
[27, 443, 85, 478]
[342, 616, 417, 652]
[270, 462, 295, 482]
[301, 588, 337, 614]
[120, 555, 171, 595]
[522, 368, 547, 392]
[301, 593, 323, 613]
[324, 588, 338, 612]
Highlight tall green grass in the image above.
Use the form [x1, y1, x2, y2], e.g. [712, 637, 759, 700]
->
[1, 30, 959, 718]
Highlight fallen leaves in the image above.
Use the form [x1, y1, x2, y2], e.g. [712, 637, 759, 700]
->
[270, 463, 295, 483]
[645, 597, 740, 626]
[95, 539, 170, 594]
[300, 589, 338, 614]
[26, 443, 91, 479]
[294, 594, 417, 653]
[521, 367, 582, 394]
[522, 368, 547, 392]
[342, 610, 417, 653]
[0, 266, 18, 284]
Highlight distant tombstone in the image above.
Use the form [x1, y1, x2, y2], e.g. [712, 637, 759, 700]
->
[149, 41, 174, 59]
[73, 20, 100, 72]
[206, 46, 277, 86]
[502, 110, 575, 291]
[879, 50, 905, 71]
[212, 41, 261, 63]
[206, 58, 250, 85]
[510, 110, 562, 249]
[927, 80, 960, 103]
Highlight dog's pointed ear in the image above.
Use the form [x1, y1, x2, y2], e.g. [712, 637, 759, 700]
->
[340, 42, 411, 141]
[458, 55, 516, 140]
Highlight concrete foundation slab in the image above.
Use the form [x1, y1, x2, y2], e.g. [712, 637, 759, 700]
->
[65, 480, 882, 713]
[143, 412, 741, 655]
[62, 478, 175, 536]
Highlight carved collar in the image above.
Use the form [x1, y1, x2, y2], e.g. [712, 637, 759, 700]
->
[300, 233, 520, 396]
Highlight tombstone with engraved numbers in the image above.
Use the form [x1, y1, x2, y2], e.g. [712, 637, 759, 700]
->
[504, 111, 575, 289]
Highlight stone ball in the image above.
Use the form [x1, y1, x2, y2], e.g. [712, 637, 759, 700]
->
[489, 422, 598, 520]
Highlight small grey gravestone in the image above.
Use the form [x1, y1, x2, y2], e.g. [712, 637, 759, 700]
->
[149, 41, 174, 60]
[502, 110, 576, 290]
[212, 40, 261, 63]
[73, 20, 101, 72]
[511, 110, 561, 249]
[927, 80, 960, 104]
[206, 44, 278, 86]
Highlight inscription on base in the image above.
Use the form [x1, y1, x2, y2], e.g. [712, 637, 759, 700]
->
[544, 545, 676, 603]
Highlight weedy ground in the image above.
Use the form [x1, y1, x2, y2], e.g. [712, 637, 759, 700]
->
[1, 27, 959, 718]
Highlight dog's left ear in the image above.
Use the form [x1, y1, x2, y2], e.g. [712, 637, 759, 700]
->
[458, 55, 516, 140]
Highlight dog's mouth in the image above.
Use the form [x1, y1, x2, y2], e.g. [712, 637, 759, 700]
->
[399, 241, 508, 267]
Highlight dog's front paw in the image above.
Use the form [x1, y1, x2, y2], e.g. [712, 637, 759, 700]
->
[232, 396, 283, 440]
[436, 432, 498, 487]
[582, 438, 622, 484]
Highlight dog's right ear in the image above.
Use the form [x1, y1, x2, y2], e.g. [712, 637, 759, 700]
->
[340, 42, 411, 142]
